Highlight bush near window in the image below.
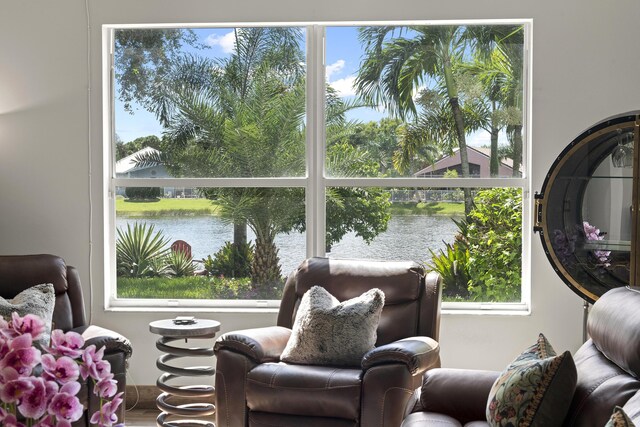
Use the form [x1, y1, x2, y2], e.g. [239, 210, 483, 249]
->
[124, 187, 161, 200]
[203, 241, 253, 278]
[430, 188, 522, 302]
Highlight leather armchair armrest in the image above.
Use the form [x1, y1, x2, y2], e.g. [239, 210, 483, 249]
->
[362, 337, 440, 375]
[418, 368, 500, 424]
[214, 326, 291, 363]
[72, 325, 133, 359]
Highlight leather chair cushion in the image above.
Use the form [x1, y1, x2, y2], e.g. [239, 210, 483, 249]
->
[588, 287, 640, 378]
[249, 412, 357, 427]
[246, 362, 361, 420]
[566, 340, 640, 427]
[294, 258, 422, 305]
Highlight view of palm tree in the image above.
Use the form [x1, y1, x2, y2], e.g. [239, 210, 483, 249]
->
[113, 23, 526, 303]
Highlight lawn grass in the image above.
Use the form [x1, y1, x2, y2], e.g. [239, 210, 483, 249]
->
[388, 201, 465, 216]
[116, 197, 464, 217]
[116, 197, 220, 216]
[117, 276, 284, 299]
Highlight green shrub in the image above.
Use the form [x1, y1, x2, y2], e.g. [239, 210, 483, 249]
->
[204, 241, 253, 278]
[165, 250, 195, 277]
[428, 241, 471, 299]
[125, 187, 161, 200]
[465, 188, 522, 302]
[116, 222, 170, 278]
[428, 188, 522, 302]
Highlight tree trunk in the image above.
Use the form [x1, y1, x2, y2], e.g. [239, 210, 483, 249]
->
[490, 125, 499, 177]
[443, 51, 473, 216]
[448, 96, 473, 215]
[251, 231, 282, 287]
[512, 124, 523, 177]
[233, 221, 247, 247]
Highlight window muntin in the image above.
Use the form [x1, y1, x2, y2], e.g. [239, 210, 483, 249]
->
[107, 22, 530, 309]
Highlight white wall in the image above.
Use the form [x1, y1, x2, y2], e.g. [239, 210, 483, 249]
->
[1, 0, 639, 387]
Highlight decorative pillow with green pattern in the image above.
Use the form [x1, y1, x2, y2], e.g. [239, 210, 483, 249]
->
[486, 333, 577, 427]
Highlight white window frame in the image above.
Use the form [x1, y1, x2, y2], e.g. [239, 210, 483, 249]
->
[102, 20, 532, 313]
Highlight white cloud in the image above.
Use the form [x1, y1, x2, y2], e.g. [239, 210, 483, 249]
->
[326, 59, 345, 80]
[205, 31, 236, 54]
[330, 75, 356, 97]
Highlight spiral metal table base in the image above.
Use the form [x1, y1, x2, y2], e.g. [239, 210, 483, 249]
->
[155, 336, 216, 427]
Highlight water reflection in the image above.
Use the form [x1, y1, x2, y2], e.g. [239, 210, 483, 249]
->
[116, 215, 459, 273]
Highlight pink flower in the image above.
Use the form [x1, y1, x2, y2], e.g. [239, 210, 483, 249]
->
[94, 372, 118, 398]
[0, 368, 33, 403]
[18, 377, 55, 419]
[80, 344, 111, 380]
[44, 330, 84, 358]
[0, 334, 41, 375]
[90, 391, 123, 426]
[0, 412, 26, 427]
[41, 354, 79, 384]
[32, 416, 61, 427]
[8, 313, 46, 341]
[47, 382, 83, 422]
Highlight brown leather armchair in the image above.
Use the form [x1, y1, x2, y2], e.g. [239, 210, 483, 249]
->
[214, 257, 442, 427]
[402, 286, 640, 426]
[0, 254, 132, 427]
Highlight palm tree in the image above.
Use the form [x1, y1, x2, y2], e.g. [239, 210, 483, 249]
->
[142, 27, 306, 286]
[355, 25, 476, 213]
[462, 26, 525, 177]
[134, 28, 391, 288]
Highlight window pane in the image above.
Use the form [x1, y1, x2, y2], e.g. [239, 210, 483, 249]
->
[325, 25, 525, 179]
[115, 187, 306, 300]
[113, 27, 307, 178]
[326, 187, 522, 303]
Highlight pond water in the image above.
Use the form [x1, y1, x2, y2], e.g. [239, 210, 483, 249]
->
[116, 214, 460, 273]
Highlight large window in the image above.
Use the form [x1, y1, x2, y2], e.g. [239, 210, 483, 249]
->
[105, 22, 530, 310]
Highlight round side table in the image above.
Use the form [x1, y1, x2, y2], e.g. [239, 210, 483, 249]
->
[149, 318, 221, 427]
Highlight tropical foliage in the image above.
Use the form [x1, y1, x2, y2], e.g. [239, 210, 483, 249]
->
[114, 23, 526, 303]
[116, 222, 170, 278]
[429, 188, 522, 302]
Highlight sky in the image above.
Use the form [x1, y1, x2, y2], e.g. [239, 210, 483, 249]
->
[115, 26, 500, 148]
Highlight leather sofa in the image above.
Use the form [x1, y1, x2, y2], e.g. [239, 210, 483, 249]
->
[402, 286, 640, 426]
[214, 257, 443, 427]
[0, 254, 132, 426]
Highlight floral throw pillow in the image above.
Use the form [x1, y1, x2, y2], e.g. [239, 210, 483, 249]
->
[486, 333, 577, 427]
[606, 407, 636, 427]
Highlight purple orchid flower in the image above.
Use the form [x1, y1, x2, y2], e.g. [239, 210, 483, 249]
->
[0, 367, 34, 404]
[8, 313, 46, 341]
[80, 344, 111, 381]
[94, 372, 118, 398]
[90, 391, 123, 426]
[43, 330, 84, 359]
[47, 381, 84, 423]
[17, 377, 54, 419]
[0, 334, 41, 376]
[41, 354, 80, 384]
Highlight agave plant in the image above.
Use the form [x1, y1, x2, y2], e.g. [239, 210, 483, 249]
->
[116, 222, 170, 278]
[164, 249, 195, 278]
[428, 241, 471, 299]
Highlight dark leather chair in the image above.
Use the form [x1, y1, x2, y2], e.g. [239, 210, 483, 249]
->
[214, 257, 442, 427]
[402, 286, 640, 426]
[0, 254, 132, 426]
